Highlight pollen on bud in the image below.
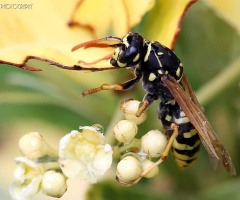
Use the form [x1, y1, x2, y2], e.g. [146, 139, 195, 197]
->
[113, 120, 138, 144]
[141, 159, 159, 178]
[42, 170, 67, 198]
[141, 129, 167, 157]
[116, 156, 142, 183]
[120, 100, 147, 125]
[18, 132, 57, 160]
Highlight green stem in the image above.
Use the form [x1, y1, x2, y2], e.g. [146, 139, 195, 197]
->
[112, 138, 141, 159]
[48, 147, 59, 159]
[196, 56, 240, 106]
[105, 99, 125, 145]
[44, 162, 61, 171]
[119, 138, 141, 153]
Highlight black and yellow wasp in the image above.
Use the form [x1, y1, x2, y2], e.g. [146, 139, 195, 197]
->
[58, 32, 236, 178]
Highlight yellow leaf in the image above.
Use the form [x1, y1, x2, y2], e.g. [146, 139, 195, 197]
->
[0, 0, 196, 69]
[0, 0, 94, 67]
[112, 0, 155, 37]
[203, 0, 240, 35]
[143, 0, 198, 49]
[69, 0, 112, 38]
[0, 0, 154, 69]
[69, 0, 155, 38]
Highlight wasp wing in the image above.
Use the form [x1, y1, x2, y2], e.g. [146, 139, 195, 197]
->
[162, 74, 236, 175]
[182, 72, 221, 169]
[182, 72, 205, 113]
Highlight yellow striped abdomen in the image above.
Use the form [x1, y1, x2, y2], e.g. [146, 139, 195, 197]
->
[171, 124, 200, 170]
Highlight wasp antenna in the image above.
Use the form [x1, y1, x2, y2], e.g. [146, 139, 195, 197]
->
[71, 39, 109, 51]
[101, 36, 121, 41]
[72, 37, 121, 52]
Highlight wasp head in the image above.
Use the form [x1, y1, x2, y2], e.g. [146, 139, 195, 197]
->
[110, 32, 144, 68]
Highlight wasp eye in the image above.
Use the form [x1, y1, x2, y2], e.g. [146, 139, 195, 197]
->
[122, 44, 127, 51]
[127, 36, 132, 44]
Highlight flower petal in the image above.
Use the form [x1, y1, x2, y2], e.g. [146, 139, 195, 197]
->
[0, 0, 94, 68]
[80, 126, 105, 145]
[0, 0, 155, 70]
[10, 157, 44, 200]
[143, 0, 198, 49]
[9, 176, 42, 200]
[92, 145, 113, 175]
[59, 127, 113, 183]
[69, 0, 155, 38]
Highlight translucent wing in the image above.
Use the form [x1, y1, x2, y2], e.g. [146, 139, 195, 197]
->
[162, 74, 236, 175]
[182, 72, 220, 169]
[181, 72, 204, 113]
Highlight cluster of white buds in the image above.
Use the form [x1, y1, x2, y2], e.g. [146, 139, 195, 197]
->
[10, 132, 66, 200]
[10, 99, 169, 198]
[10, 126, 113, 200]
[114, 99, 168, 184]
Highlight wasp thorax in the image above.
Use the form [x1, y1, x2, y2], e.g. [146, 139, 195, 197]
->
[110, 32, 144, 68]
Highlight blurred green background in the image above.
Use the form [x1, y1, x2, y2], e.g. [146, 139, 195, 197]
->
[1, 1, 240, 200]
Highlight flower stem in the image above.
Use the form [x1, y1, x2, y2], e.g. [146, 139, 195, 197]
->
[105, 99, 124, 145]
[112, 138, 141, 159]
[119, 139, 141, 153]
[196, 56, 240, 106]
[44, 162, 61, 172]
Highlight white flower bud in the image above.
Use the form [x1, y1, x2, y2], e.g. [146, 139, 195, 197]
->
[9, 157, 44, 200]
[113, 120, 138, 143]
[141, 159, 159, 178]
[59, 126, 113, 183]
[121, 100, 147, 125]
[141, 129, 167, 157]
[18, 132, 58, 160]
[42, 170, 67, 198]
[116, 156, 142, 183]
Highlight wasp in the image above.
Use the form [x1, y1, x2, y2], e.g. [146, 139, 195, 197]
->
[58, 32, 236, 182]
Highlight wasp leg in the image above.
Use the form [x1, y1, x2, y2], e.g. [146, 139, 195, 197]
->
[82, 67, 142, 96]
[119, 123, 179, 187]
[139, 123, 178, 178]
[161, 123, 179, 160]
[136, 93, 158, 117]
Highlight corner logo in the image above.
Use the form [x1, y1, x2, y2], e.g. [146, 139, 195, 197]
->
[1, 3, 33, 9]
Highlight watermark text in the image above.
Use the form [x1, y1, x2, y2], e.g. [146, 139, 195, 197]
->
[1, 4, 33, 9]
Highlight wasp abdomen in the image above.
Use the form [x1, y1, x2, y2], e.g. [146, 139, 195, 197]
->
[171, 124, 200, 170]
[162, 103, 201, 170]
